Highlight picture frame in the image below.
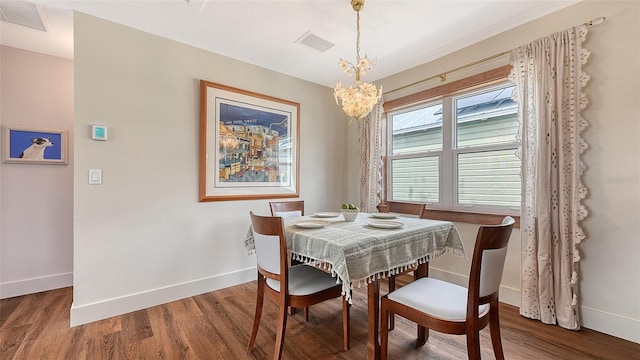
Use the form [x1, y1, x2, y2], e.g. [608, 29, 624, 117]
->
[199, 80, 300, 202]
[2, 125, 69, 165]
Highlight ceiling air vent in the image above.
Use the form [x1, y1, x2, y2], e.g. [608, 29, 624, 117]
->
[0, 1, 48, 32]
[295, 31, 335, 53]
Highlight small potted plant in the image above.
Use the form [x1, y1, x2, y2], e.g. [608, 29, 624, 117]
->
[341, 203, 360, 222]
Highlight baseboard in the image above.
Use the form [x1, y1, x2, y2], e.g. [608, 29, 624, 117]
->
[0, 272, 73, 299]
[70, 267, 255, 327]
[581, 305, 640, 343]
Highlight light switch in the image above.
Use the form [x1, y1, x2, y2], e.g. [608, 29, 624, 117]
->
[89, 169, 102, 185]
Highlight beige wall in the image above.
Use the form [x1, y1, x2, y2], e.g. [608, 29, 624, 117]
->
[71, 13, 348, 325]
[0, 46, 74, 298]
[361, 0, 639, 343]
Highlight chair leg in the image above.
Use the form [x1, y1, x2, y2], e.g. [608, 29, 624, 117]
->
[466, 329, 481, 360]
[288, 259, 302, 316]
[247, 277, 265, 352]
[416, 327, 427, 347]
[273, 299, 289, 360]
[489, 300, 505, 360]
[388, 276, 396, 330]
[380, 297, 389, 360]
[414, 264, 429, 344]
[342, 296, 351, 351]
[289, 306, 310, 319]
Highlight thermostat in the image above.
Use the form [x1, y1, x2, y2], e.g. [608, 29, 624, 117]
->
[92, 125, 108, 141]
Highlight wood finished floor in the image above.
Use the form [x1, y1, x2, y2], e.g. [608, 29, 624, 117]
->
[1, 276, 639, 360]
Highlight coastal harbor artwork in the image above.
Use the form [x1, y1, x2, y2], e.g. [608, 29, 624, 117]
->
[199, 80, 299, 201]
[217, 102, 291, 185]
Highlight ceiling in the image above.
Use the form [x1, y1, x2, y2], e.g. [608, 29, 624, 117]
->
[0, 0, 579, 88]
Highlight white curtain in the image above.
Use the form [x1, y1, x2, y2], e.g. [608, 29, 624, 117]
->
[509, 25, 590, 330]
[358, 101, 386, 213]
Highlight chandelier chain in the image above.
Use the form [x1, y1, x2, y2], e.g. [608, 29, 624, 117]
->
[356, 11, 361, 62]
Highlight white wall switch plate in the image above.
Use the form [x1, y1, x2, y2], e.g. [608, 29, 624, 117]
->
[88, 169, 102, 185]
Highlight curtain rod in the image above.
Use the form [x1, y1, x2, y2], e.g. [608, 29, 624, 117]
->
[384, 16, 606, 96]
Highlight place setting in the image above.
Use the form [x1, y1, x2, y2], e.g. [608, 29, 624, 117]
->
[369, 212, 399, 219]
[366, 220, 404, 229]
[312, 212, 341, 218]
[294, 219, 331, 229]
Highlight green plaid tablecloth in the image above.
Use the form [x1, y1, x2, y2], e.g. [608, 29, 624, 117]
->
[244, 213, 465, 303]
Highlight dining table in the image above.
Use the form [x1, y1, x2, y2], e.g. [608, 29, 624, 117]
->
[244, 211, 465, 360]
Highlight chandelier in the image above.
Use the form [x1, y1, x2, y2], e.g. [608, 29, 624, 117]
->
[334, 0, 382, 121]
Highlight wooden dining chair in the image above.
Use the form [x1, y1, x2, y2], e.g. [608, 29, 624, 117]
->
[269, 200, 305, 218]
[268, 200, 307, 317]
[377, 200, 426, 329]
[380, 216, 516, 360]
[247, 212, 350, 360]
[378, 200, 426, 218]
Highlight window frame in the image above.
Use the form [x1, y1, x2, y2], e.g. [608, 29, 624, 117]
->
[382, 65, 520, 227]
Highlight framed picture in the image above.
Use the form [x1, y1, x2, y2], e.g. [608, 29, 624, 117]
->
[199, 80, 300, 202]
[2, 125, 69, 165]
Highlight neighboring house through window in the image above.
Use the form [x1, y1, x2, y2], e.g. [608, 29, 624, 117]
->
[386, 78, 520, 216]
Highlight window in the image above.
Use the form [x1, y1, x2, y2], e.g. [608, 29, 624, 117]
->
[387, 82, 520, 215]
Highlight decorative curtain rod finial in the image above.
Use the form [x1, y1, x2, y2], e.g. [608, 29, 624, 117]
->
[585, 17, 605, 27]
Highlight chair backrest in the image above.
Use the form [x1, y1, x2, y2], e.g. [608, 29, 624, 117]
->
[467, 216, 515, 309]
[250, 212, 288, 282]
[379, 201, 425, 217]
[269, 200, 304, 218]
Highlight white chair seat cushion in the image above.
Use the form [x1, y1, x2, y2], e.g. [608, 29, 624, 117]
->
[387, 277, 488, 322]
[266, 264, 340, 296]
[274, 210, 302, 218]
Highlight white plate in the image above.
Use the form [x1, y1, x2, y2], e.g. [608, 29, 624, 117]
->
[294, 220, 330, 229]
[313, 212, 340, 218]
[366, 220, 404, 229]
[370, 212, 399, 219]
